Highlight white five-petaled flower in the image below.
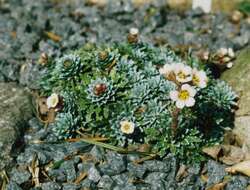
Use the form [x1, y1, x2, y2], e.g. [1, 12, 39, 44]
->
[46, 93, 59, 109]
[129, 28, 139, 35]
[170, 84, 197, 109]
[159, 64, 175, 78]
[192, 68, 208, 88]
[174, 63, 193, 83]
[120, 120, 135, 134]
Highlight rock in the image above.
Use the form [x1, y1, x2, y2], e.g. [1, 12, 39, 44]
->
[111, 172, 130, 185]
[97, 175, 115, 189]
[206, 160, 226, 187]
[221, 49, 250, 149]
[6, 181, 23, 190]
[19, 62, 45, 89]
[127, 162, 146, 178]
[17, 144, 68, 165]
[41, 182, 61, 190]
[60, 160, 77, 182]
[48, 169, 67, 182]
[143, 160, 171, 173]
[113, 184, 137, 190]
[80, 179, 97, 190]
[77, 163, 93, 173]
[87, 166, 101, 183]
[0, 83, 33, 170]
[90, 145, 105, 161]
[63, 183, 81, 190]
[144, 172, 168, 184]
[10, 168, 31, 185]
[225, 176, 248, 190]
[99, 151, 127, 176]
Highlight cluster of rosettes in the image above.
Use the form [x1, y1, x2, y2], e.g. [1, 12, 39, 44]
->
[159, 63, 208, 109]
[40, 40, 237, 162]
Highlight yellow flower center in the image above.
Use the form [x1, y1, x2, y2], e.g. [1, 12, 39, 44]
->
[122, 123, 131, 131]
[51, 98, 58, 107]
[120, 121, 134, 134]
[193, 74, 200, 85]
[177, 71, 186, 79]
[178, 90, 190, 100]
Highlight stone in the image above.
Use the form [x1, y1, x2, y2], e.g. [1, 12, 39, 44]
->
[87, 166, 101, 183]
[90, 145, 105, 161]
[127, 162, 146, 178]
[111, 172, 130, 185]
[143, 160, 171, 173]
[225, 176, 248, 190]
[99, 151, 127, 176]
[113, 184, 137, 190]
[80, 179, 97, 190]
[144, 172, 168, 184]
[97, 175, 115, 189]
[10, 168, 31, 185]
[19, 62, 45, 89]
[63, 183, 81, 190]
[41, 182, 61, 190]
[60, 160, 77, 182]
[48, 169, 67, 182]
[221, 49, 250, 149]
[0, 83, 33, 170]
[6, 181, 23, 190]
[206, 160, 226, 187]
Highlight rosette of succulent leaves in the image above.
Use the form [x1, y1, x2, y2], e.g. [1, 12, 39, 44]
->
[40, 42, 237, 163]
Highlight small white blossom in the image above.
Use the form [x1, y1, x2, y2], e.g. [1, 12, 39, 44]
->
[227, 48, 235, 58]
[222, 56, 231, 63]
[129, 28, 139, 35]
[218, 48, 228, 57]
[226, 62, 234, 68]
[159, 64, 175, 78]
[46, 93, 59, 109]
[174, 63, 193, 83]
[170, 84, 196, 109]
[120, 120, 135, 134]
[192, 68, 208, 88]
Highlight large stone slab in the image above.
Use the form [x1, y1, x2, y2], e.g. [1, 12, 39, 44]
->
[221, 48, 250, 148]
[0, 83, 33, 170]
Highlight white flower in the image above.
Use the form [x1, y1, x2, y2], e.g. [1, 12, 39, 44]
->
[226, 62, 234, 68]
[46, 93, 59, 109]
[174, 63, 193, 83]
[129, 28, 139, 35]
[170, 84, 196, 109]
[159, 64, 175, 78]
[227, 48, 235, 58]
[222, 56, 231, 63]
[192, 68, 208, 88]
[217, 48, 228, 57]
[120, 120, 135, 134]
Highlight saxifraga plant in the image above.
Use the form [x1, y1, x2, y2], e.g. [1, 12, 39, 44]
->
[40, 36, 237, 163]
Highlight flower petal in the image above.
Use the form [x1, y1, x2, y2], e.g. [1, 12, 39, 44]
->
[185, 97, 195, 107]
[181, 84, 190, 90]
[199, 81, 207, 88]
[170, 90, 178, 101]
[176, 100, 185, 109]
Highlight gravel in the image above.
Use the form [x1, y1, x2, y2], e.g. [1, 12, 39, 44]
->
[1, 0, 250, 189]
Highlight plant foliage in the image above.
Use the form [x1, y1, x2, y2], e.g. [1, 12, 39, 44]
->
[40, 41, 237, 163]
